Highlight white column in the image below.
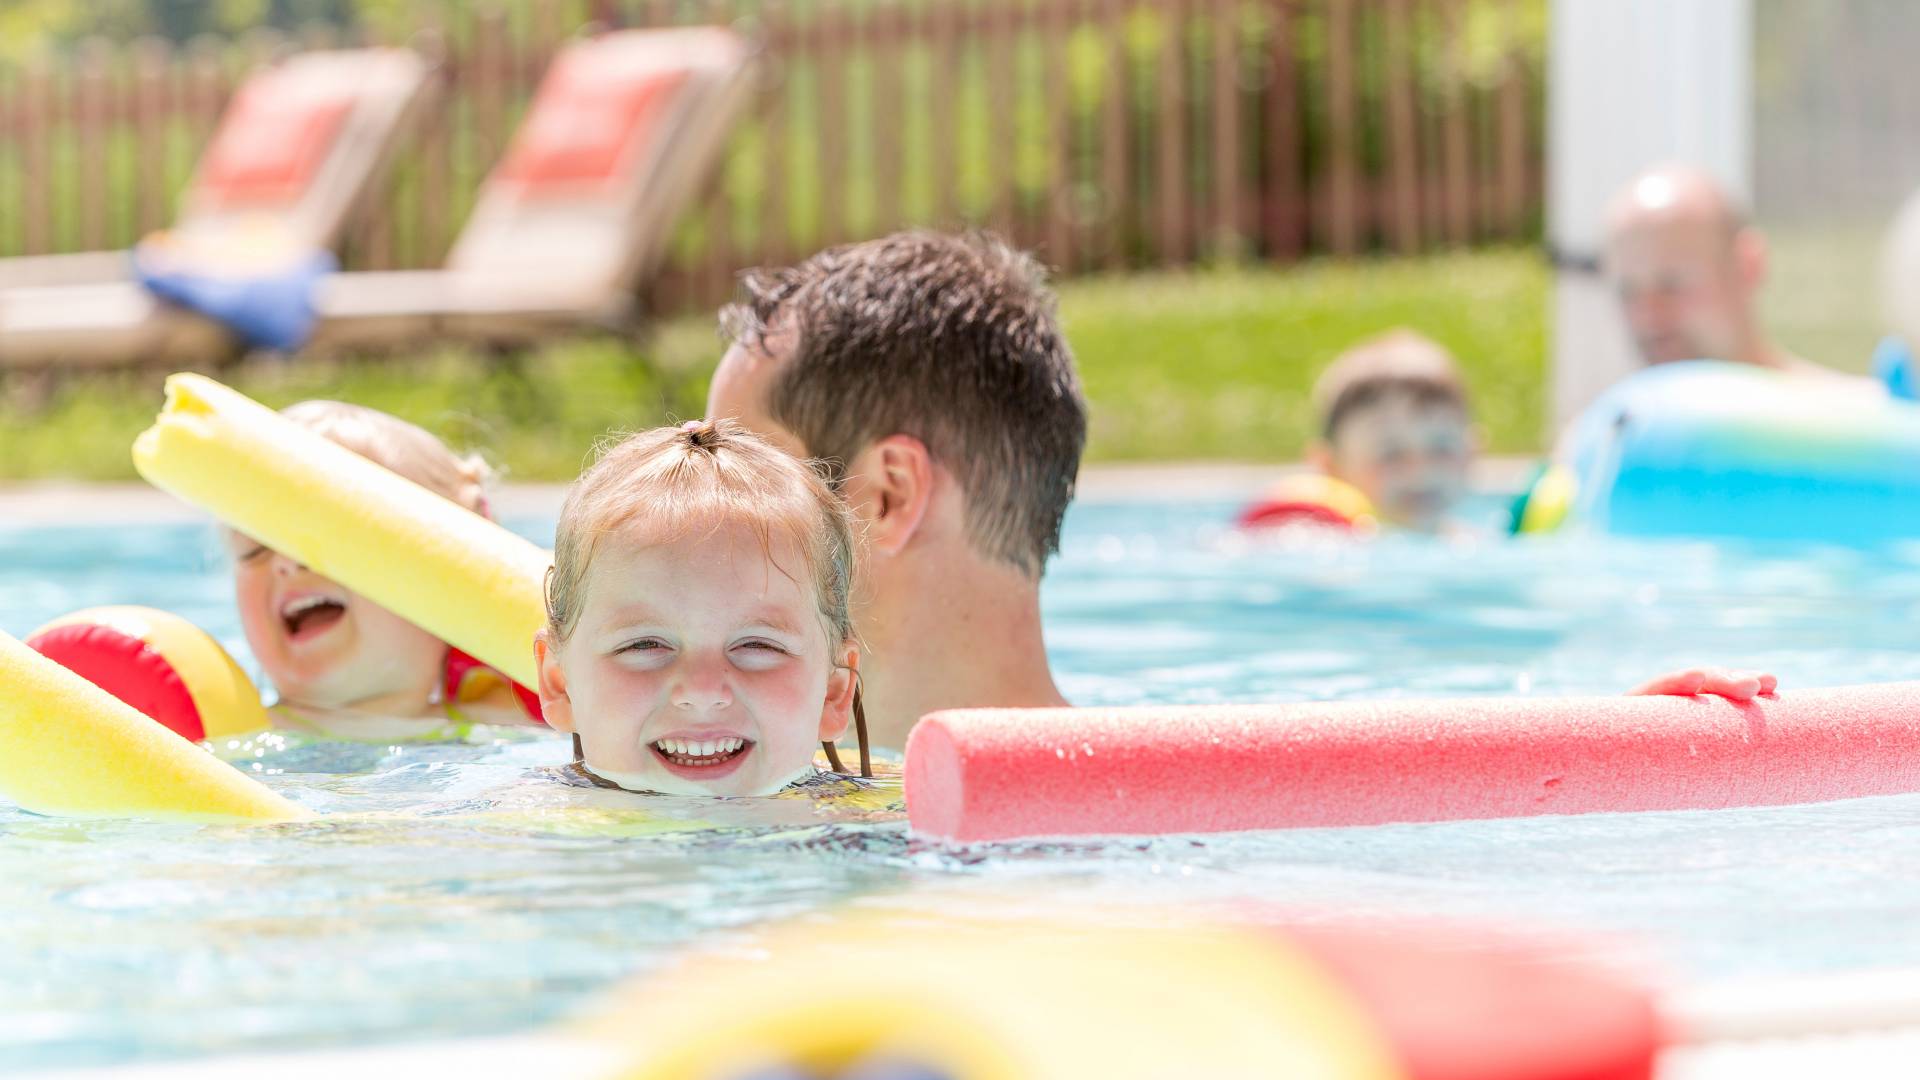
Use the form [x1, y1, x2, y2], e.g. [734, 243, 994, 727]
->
[1547, 0, 1751, 429]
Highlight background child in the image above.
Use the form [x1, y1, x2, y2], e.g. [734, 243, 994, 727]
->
[1308, 329, 1476, 533]
[227, 400, 538, 735]
[534, 419, 863, 797]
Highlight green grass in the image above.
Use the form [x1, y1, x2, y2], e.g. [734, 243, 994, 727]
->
[1065, 249, 1549, 460]
[0, 248, 1548, 482]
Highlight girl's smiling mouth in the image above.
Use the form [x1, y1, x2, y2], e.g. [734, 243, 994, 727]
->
[281, 593, 348, 641]
[651, 735, 753, 779]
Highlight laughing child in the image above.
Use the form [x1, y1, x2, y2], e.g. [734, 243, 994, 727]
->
[227, 401, 539, 737]
[534, 419, 865, 796]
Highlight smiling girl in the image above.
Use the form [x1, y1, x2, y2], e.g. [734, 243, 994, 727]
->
[534, 419, 865, 796]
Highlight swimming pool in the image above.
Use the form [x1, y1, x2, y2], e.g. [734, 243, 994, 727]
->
[8, 492, 1920, 1071]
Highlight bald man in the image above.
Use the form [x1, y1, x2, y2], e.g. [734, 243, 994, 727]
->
[1605, 166, 1818, 372]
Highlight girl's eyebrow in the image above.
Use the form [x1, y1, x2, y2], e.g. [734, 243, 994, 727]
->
[591, 607, 806, 637]
[592, 611, 668, 639]
[598, 599, 668, 624]
[740, 614, 805, 637]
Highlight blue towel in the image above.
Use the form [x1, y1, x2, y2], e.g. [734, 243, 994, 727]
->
[133, 245, 336, 352]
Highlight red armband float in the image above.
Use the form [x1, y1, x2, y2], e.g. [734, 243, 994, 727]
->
[27, 606, 269, 742]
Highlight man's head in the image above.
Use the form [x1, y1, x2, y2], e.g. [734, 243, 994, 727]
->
[1308, 330, 1474, 532]
[1604, 166, 1769, 366]
[707, 230, 1087, 585]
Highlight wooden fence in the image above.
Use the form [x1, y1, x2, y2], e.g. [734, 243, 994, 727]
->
[0, 0, 1544, 317]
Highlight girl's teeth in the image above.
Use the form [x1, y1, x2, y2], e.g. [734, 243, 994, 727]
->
[654, 737, 746, 760]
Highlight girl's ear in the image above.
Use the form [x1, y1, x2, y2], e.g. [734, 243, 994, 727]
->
[534, 629, 576, 734]
[818, 642, 859, 743]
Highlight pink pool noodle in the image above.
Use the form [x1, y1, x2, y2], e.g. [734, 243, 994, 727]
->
[904, 684, 1920, 842]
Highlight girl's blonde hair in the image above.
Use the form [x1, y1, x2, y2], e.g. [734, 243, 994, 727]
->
[546, 419, 856, 650]
[282, 400, 493, 517]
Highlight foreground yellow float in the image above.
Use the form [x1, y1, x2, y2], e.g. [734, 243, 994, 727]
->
[584, 912, 1402, 1080]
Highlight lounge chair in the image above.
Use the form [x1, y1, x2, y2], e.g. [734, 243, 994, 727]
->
[307, 27, 755, 352]
[0, 48, 435, 370]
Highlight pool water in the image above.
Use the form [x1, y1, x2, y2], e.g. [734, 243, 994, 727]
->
[7, 496, 1920, 1071]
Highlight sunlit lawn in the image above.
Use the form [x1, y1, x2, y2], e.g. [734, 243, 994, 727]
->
[0, 248, 1548, 482]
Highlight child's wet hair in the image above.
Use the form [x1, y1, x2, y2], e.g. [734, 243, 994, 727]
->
[281, 400, 493, 517]
[544, 418, 857, 651]
[1313, 330, 1469, 443]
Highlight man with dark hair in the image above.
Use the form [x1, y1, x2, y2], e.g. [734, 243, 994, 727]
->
[708, 230, 1087, 746]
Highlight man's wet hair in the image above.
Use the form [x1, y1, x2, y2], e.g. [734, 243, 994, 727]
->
[722, 230, 1087, 578]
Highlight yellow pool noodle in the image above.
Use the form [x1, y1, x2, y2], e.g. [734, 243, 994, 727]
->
[0, 630, 306, 822]
[133, 373, 550, 689]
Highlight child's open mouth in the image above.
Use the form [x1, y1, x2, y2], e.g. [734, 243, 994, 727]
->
[281, 595, 347, 641]
[651, 736, 752, 779]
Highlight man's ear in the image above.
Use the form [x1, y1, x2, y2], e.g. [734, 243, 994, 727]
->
[1735, 225, 1769, 293]
[818, 643, 858, 744]
[843, 434, 935, 556]
[534, 628, 575, 735]
[1307, 439, 1337, 477]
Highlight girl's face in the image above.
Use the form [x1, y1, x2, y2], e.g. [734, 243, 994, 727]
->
[227, 531, 447, 713]
[536, 519, 856, 797]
